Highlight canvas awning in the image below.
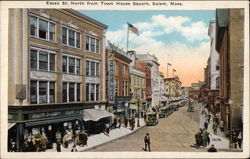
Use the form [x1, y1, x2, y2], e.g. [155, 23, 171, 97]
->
[8, 123, 16, 129]
[82, 109, 112, 122]
[161, 96, 168, 101]
[129, 104, 137, 110]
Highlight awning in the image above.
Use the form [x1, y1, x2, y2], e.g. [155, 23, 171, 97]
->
[161, 96, 168, 101]
[129, 104, 137, 110]
[25, 116, 82, 127]
[8, 123, 16, 129]
[82, 109, 112, 122]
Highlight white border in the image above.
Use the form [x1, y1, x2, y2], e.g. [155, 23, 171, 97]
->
[0, 1, 249, 158]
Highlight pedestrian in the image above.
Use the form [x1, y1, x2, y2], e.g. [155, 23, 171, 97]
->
[237, 131, 243, 149]
[201, 130, 207, 147]
[131, 117, 135, 130]
[213, 122, 218, 135]
[204, 120, 208, 130]
[195, 131, 200, 148]
[219, 120, 224, 132]
[144, 133, 151, 151]
[205, 131, 211, 146]
[118, 118, 121, 128]
[10, 142, 16, 152]
[207, 144, 217, 152]
[56, 139, 61, 152]
[232, 128, 238, 149]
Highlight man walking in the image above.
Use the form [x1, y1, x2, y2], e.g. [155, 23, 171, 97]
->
[144, 133, 151, 151]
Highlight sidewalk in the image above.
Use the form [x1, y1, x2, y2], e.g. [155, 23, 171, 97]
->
[46, 118, 146, 152]
[198, 103, 242, 152]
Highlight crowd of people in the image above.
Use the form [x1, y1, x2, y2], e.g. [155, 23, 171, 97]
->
[194, 101, 243, 152]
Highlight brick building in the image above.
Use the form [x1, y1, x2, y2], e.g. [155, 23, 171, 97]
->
[106, 42, 132, 120]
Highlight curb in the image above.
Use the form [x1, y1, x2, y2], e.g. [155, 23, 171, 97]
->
[81, 124, 147, 151]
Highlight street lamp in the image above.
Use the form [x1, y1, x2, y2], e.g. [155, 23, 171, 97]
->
[137, 95, 140, 127]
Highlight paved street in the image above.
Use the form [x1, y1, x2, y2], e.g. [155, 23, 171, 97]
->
[88, 103, 206, 152]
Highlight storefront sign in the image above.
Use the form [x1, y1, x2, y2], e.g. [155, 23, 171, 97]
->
[109, 59, 114, 101]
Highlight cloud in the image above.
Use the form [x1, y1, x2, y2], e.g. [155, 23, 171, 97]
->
[106, 14, 210, 86]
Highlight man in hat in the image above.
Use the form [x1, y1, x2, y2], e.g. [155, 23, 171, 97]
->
[207, 144, 217, 152]
[144, 133, 151, 151]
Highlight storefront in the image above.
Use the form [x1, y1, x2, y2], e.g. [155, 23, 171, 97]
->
[8, 102, 105, 152]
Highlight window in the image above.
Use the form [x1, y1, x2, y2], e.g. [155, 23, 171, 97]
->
[30, 16, 37, 36]
[63, 83, 67, 102]
[86, 60, 100, 77]
[122, 64, 126, 76]
[30, 81, 55, 104]
[86, 83, 99, 101]
[30, 81, 37, 104]
[39, 52, 48, 71]
[216, 77, 220, 89]
[62, 82, 81, 103]
[69, 58, 75, 74]
[49, 82, 55, 103]
[62, 56, 80, 75]
[69, 83, 75, 102]
[62, 26, 80, 48]
[30, 49, 55, 72]
[29, 15, 55, 41]
[86, 35, 100, 53]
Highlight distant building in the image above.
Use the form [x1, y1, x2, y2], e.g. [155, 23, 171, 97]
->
[216, 9, 244, 132]
[136, 53, 161, 108]
[164, 76, 182, 98]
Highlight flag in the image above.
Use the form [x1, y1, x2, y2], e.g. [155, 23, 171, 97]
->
[167, 63, 172, 66]
[128, 23, 139, 36]
[173, 69, 176, 72]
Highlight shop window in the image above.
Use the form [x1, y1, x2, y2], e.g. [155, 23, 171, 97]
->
[62, 26, 80, 48]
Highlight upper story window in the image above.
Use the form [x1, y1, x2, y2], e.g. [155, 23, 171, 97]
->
[86, 60, 100, 77]
[30, 48, 55, 72]
[29, 15, 55, 41]
[62, 26, 80, 48]
[86, 35, 100, 53]
[62, 55, 80, 75]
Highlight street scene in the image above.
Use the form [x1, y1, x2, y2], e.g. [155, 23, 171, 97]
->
[7, 8, 244, 154]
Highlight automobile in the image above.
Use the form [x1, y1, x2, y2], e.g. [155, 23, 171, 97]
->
[145, 112, 159, 126]
[158, 106, 169, 118]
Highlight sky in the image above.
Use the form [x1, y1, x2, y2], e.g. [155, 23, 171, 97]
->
[79, 10, 215, 87]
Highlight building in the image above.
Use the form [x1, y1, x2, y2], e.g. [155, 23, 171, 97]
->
[164, 76, 182, 98]
[159, 72, 168, 106]
[106, 41, 132, 121]
[134, 61, 152, 112]
[8, 9, 108, 151]
[207, 20, 220, 113]
[136, 53, 160, 108]
[215, 9, 244, 133]
[128, 51, 146, 117]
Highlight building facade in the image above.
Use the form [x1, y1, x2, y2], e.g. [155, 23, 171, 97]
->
[8, 9, 108, 151]
[136, 53, 160, 108]
[216, 9, 244, 133]
[164, 76, 182, 98]
[106, 42, 132, 120]
[128, 51, 146, 117]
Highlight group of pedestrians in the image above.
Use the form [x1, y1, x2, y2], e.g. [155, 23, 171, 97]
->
[231, 128, 243, 149]
[195, 128, 210, 148]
